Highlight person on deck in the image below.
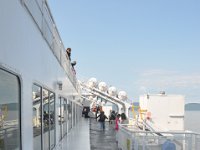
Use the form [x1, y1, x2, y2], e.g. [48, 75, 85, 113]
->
[66, 48, 71, 60]
[115, 114, 121, 144]
[109, 110, 116, 124]
[71, 61, 76, 75]
[95, 105, 100, 121]
[97, 111, 108, 130]
[115, 114, 121, 131]
[121, 113, 128, 124]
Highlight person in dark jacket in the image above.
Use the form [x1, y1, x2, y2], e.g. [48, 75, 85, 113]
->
[66, 48, 71, 60]
[95, 106, 100, 121]
[121, 113, 128, 124]
[109, 110, 116, 124]
[97, 111, 108, 130]
[71, 61, 76, 75]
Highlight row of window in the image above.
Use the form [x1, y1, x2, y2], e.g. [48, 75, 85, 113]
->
[33, 85, 81, 150]
[0, 68, 81, 150]
[32, 84, 56, 150]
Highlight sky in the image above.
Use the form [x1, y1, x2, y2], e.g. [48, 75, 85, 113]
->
[48, 0, 200, 103]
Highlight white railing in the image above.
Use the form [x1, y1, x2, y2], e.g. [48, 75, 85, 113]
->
[117, 124, 200, 150]
[21, 0, 78, 89]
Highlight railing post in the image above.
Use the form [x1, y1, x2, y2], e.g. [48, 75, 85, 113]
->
[142, 134, 145, 150]
[4, 129, 7, 150]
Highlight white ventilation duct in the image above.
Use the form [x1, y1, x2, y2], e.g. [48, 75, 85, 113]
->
[98, 82, 108, 92]
[118, 91, 128, 101]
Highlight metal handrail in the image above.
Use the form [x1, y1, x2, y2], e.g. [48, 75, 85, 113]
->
[119, 124, 200, 135]
[117, 124, 200, 150]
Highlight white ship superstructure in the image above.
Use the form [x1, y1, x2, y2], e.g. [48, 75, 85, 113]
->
[0, 0, 82, 150]
[1, 0, 200, 150]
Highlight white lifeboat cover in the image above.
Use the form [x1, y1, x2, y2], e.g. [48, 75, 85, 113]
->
[118, 91, 128, 101]
[108, 86, 117, 96]
[88, 78, 97, 88]
[98, 82, 107, 92]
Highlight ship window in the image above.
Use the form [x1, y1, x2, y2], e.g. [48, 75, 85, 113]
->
[43, 88, 50, 150]
[32, 85, 55, 150]
[58, 97, 68, 140]
[57, 97, 61, 141]
[76, 105, 78, 123]
[62, 98, 67, 137]
[49, 92, 55, 150]
[76, 105, 81, 124]
[68, 101, 72, 130]
[73, 103, 76, 126]
[32, 84, 42, 150]
[0, 69, 21, 149]
[43, 89, 56, 150]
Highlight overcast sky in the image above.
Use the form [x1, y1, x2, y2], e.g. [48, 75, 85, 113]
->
[49, 0, 200, 103]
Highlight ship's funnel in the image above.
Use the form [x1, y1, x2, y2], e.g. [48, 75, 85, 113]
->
[108, 86, 117, 96]
[118, 91, 128, 101]
[98, 82, 108, 92]
[88, 78, 97, 88]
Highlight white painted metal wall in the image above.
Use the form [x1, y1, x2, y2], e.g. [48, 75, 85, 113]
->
[0, 0, 81, 149]
[139, 94, 185, 131]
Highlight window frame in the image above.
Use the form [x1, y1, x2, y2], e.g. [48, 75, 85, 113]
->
[0, 67, 22, 150]
[32, 83, 56, 150]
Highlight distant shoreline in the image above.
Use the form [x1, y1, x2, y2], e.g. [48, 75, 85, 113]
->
[185, 103, 200, 111]
[132, 102, 200, 111]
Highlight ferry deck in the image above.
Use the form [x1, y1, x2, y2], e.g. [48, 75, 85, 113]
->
[55, 116, 118, 150]
[0, 1, 118, 149]
[1, 1, 200, 150]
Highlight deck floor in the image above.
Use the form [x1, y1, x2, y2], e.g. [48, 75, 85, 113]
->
[90, 118, 118, 150]
[55, 116, 118, 150]
[55, 117, 90, 150]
